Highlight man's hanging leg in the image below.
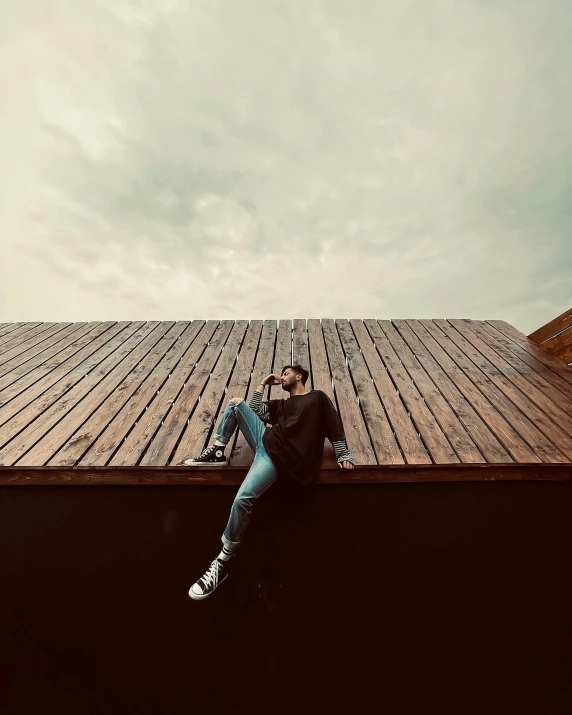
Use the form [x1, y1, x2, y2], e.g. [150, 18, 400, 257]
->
[188, 398, 277, 600]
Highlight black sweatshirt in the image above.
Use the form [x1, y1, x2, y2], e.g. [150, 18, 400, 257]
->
[249, 388, 355, 486]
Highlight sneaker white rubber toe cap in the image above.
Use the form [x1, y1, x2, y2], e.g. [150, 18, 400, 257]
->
[188, 583, 206, 600]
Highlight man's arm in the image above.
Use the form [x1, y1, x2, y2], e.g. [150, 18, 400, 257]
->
[249, 382, 276, 424]
[322, 393, 355, 465]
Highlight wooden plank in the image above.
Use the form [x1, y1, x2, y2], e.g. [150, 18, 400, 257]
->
[352, 320, 423, 465]
[0, 322, 42, 346]
[307, 319, 338, 466]
[108, 322, 221, 466]
[198, 319, 264, 467]
[268, 319, 292, 402]
[4, 322, 166, 466]
[0, 323, 74, 370]
[466, 321, 572, 414]
[322, 319, 376, 466]
[0, 323, 46, 352]
[538, 327, 572, 355]
[477, 321, 572, 404]
[340, 320, 403, 464]
[0, 323, 62, 356]
[528, 307, 572, 344]
[488, 320, 572, 387]
[0, 322, 118, 412]
[0, 322, 130, 428]
[1, 463, 571, 486]
[49, 322, 190, 466]
[0, 322, 153, 464]
[0, 323, 96, 386]
[0, 323, 87, 379]
[554, 344, 572, 365]
[382, 320, 482, 463]
[0, 323, 27, 340]
[448, 319, 572, 456]
[369, 320, 459, 464]
[392, 319, 497, 463]
[171, 321, 249, 465]
[431, 320, 570, 462]
[307, 320, 333, 400]
[397, 321, 512, 463]
[78, 322, 203, 466]
[230, 320, 277, 468]
[409, 320, 541, 463]
[293, 319, 313, 390]
[139, 321, 235, 466]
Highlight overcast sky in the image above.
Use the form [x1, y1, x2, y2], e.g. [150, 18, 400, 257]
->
[1, 0, 570, 335]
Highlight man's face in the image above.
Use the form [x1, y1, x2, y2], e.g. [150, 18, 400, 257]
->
[281, 369, 297, 388]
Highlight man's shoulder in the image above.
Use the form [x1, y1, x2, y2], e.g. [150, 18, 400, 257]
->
[305, 389, 324, 399]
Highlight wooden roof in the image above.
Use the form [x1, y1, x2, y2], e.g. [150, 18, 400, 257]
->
[527, 307, 572, 366]
[1, 318, 571, 484]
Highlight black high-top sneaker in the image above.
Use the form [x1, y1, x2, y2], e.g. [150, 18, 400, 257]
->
[184, 443, 228, 467]
[188, 557, 230, 600]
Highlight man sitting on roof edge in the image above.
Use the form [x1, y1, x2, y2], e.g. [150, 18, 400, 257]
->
[184, 363, 355, 601]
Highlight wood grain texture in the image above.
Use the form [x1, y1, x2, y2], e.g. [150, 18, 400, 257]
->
[527, 308, 572, 366]
[1, 463, 571, 485]
[528, 307, 572, 345]
[0, 319, 571, 480]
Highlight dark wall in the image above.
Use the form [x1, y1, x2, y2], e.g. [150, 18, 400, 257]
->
[1, 480, 571, 715]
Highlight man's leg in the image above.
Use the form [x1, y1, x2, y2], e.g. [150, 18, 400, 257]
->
[221, 448, 277, 551]
[188, 398, 278, 600]
[184, 397, 258, 465]
[213, 398, 277, 552]
[211, 397, 259, 452]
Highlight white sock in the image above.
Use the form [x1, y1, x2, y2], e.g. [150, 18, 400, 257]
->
[218, 546, 235, 561]
[214, 439, 226, 447]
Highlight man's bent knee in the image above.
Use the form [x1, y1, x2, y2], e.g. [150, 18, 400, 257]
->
[230, 397, 244, 405]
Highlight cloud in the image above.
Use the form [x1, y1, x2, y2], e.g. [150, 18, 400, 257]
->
[1, 0, 571, 332]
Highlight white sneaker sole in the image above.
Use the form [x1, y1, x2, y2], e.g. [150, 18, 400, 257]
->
[183, 459, 229, 467]
[188, 573, 229, 600]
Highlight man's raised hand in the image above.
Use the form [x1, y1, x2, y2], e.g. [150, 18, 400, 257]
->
[262, 373, 282, 386]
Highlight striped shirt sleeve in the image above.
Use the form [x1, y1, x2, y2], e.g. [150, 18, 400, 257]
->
[249, 388, 272, 423]
[331, 440, 355, 466]
[323, 393, 355, 465]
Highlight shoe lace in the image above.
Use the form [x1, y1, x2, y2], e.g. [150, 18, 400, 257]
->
[200, 444, 216, 458]
[201, 559, 224, 589]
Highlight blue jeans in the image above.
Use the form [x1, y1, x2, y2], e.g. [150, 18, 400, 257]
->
[213, 398, 278, 551]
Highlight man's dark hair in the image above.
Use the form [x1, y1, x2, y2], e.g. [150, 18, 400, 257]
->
[281, 364, 309, 386]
